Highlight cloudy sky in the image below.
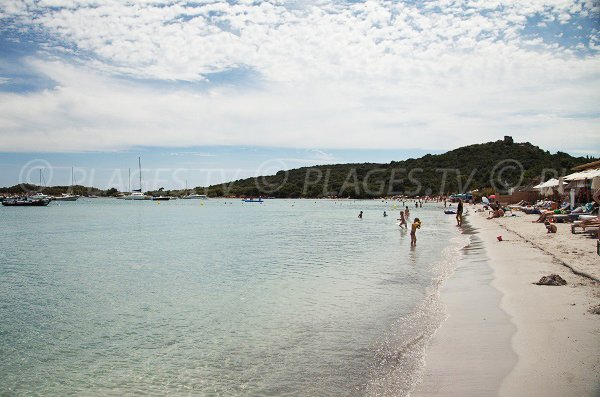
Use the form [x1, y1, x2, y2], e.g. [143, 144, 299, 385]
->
[0, 0, 598, 188]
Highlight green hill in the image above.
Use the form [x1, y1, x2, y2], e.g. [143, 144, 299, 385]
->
[0, 184, 109, 197]
[199, 138, 595, 198]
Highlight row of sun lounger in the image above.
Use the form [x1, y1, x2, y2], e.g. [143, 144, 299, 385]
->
[510, 201, 596, 216]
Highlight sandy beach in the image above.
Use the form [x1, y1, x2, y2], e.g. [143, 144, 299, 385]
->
[414, 205, 600, 396]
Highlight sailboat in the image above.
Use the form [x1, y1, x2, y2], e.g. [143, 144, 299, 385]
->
[182, 180, 208, 199]
[31, 169, 51, 200]
[54, 167, 80, 201]
[124, 157, 150, 200]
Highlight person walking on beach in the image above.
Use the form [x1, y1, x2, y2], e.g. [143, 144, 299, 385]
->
[410, 218, 421, 246]
[456, 199, 463, 227]
[358, 211, 363, 219]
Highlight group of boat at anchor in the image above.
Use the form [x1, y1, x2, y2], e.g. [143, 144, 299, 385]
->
[2, 168, 81, 206]
[114, 158, 207, 201]
[2, 157, 208, 206]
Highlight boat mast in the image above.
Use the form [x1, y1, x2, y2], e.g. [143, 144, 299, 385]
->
[138, 157, 142, 193]
[128, 168, 131, 193]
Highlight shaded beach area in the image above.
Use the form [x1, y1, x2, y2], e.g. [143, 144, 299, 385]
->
[415, 206, 600, 396]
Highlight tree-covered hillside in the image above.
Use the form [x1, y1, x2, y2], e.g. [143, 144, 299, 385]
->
[198, 139, 595, 198]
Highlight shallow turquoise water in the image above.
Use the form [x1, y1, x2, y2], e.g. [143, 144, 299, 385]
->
[0, 198, 464, 396]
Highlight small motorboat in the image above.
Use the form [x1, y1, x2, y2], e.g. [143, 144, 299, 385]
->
[54, 194, 80, 201]
[183, 194, 207, 199]
[2, 197, 50, 207]
[243, 198, 263, 203]
[152, 196, 171, 201]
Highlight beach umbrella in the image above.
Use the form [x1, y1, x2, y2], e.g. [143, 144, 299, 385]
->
[564, 168, 600, 181]
[557, 177, 565, 194]
[489, 194, 496, 199]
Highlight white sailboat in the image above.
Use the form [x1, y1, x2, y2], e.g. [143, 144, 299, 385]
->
[182, 180, 208, 199]
[54, 167, 80, 201]
[31, 169, 51, 200]
[124, 157, 150, 200]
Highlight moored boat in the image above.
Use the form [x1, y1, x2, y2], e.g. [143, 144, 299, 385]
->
[242, 198, 263, 203]
[54, 194, 80, 201]
[123, 157, 150, 200]
[183, 194, 208, 199]
[2, 197, 50, 207]
[30, 192, 51, 200]
[124, 191, 150, 200]
[152, 196, 171, 201]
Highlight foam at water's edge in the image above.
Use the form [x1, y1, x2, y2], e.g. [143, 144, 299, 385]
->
[365, 222, 473, 397]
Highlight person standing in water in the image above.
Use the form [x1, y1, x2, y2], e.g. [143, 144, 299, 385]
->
[358, 211, 363, 219]
[405, 206, 410, 220]
[383, 211, 388, 217]
[399, 211, 407, 229]
[456, 199, 463, 227]
[410, 218, 421, 246]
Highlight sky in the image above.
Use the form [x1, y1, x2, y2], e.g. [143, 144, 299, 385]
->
[0, 0, 599, 189]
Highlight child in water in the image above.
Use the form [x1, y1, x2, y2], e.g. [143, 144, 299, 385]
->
[405, 206, 410, 220]
[399, 211, 407, 228]
[410, 218, 421, 246]
[358, 211, 363, 219]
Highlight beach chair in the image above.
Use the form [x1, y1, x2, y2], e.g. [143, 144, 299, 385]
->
[567, 203, 597, 221]
[571, 216, 600, 234]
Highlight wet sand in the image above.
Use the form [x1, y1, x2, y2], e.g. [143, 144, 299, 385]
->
[414, 206, 600, 396]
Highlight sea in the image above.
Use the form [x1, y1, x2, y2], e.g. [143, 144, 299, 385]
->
[0, 198, 470, 396]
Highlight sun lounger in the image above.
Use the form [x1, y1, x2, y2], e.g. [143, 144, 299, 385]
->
[571, 217, 600, 234]
[550, 214, 569, 223]
[508, 200, 526, 210]
[568, 211, 595, 221]
[522, 206, 541, 214]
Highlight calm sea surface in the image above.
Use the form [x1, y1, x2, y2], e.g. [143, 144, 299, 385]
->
[0, 198, 467, 396]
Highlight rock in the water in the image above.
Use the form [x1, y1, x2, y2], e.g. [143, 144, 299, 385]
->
[535, 274, 567, 286]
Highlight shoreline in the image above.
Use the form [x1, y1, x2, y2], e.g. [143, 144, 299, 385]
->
[414, 206, 600, 396]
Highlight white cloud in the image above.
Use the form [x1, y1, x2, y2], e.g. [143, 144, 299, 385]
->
[0, 0, 598, 155]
